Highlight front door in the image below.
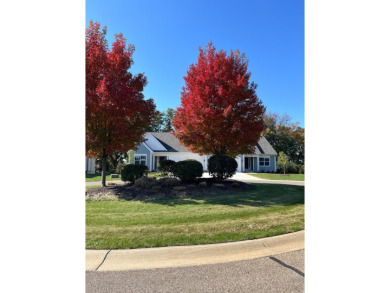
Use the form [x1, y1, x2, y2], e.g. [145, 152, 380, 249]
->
[155, 156, 167, 171]
[244, 157, 252, 171]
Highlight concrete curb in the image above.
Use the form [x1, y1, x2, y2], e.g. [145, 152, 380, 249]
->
[86, 230, 304, 272]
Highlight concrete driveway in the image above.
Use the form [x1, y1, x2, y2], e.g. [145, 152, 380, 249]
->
[229, 172, 305, 186]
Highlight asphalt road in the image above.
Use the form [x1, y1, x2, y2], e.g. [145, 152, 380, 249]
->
[86, 249, 304, 293]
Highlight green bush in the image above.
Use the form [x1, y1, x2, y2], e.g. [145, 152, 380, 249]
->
[287, 162, 299, 174]
[276, 162, 302, 174]
[134, 177, 158, 189]
[299, 164, 305, 174]
[121, 164, 149, 183]
[158, 159, 176, 176]
[158, 177, 180, 187]
[171, 160, 203, 182]
[208, 154, 238, 180]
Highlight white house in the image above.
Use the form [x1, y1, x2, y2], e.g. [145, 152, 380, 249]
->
[132, 132, 277, 173]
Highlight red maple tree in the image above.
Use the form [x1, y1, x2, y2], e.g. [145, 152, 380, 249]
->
[172, 42, 266, 157]
[86, 21, 156, 186]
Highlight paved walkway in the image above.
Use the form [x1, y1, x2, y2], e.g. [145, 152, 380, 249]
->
[86, 230, 304, 271]
[86, 172, 304, 186]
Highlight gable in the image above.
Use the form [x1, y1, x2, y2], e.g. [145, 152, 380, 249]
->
[144, 132, 168, 151]
[149, 132, 190, 152]
[256, 137, 277, 155]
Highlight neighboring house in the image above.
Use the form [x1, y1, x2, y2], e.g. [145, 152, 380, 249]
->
[132, 132, 277, 173]
[85, 157, 96, 174]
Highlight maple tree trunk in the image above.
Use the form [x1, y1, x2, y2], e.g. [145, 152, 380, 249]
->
[101, 150, 107, 187]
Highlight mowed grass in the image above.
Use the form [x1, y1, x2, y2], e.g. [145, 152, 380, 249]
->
[86, 183, 304, 249]
[147, 172, 163, 178]
[86, 173, 121, 182]
[86, 172, 164, 182]
[249, 173, 305, 181]
[86, 185, 100, 190]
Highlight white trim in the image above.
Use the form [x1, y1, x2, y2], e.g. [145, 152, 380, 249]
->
[142, 142, 153, 153]
[274, 156, 277, 171]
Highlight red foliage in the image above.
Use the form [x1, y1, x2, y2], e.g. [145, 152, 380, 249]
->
[86, 22, 156, 159]
[172, 42, 266, 157]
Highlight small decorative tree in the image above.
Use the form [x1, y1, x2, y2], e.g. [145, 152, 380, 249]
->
[277, 152, 289, 175]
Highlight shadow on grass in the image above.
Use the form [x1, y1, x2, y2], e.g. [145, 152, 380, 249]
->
[107, 183, 304, 208]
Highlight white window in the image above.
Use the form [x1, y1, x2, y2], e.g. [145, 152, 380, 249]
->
[134, 155, 147, 166]
[259, 157, 270, 167]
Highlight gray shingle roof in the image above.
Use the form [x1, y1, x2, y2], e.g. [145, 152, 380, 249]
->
[256, 136, 277, 155]
[149, 132, 190, 152]
[148, 132, 277, 155]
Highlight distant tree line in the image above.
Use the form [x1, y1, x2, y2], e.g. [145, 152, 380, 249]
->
[262, 112, 304, 170]
[147, 108, 175, 132]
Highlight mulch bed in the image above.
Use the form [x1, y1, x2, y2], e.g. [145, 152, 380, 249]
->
[85, 178, 251, 201]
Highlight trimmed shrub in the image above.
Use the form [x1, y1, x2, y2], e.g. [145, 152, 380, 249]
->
[231, 182, 240, 188]
[198, 181, 207, 188]
[158, 177, 180, 187]
[208, 154, 238, 180]
[152, 186, 162, 191]
[171, 160, 203, 182]
[158, 159, 176, 176]
[134, 177, 158, 189]
[121, 164, 149, 183]
[187, 184, 196, 189]
[173, 186, 186, 191]
[299, 164, 305, 174]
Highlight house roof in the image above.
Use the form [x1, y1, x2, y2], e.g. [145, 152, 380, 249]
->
[147, 132, 277, 155]
[148, 132, 190, 152]
[256, 137, 277, 155]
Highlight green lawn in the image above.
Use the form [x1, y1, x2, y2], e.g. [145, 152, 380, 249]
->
[86, 185, 100, 190]
[249, 173, 305, 181]
[86, 183, 304, 249]
[147, 172, 164, 178]
[86, 172, 164, 182]
[86, 173, 121, 182]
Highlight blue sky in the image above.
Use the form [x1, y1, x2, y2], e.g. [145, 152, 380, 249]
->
[86, 0, 304, 126]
